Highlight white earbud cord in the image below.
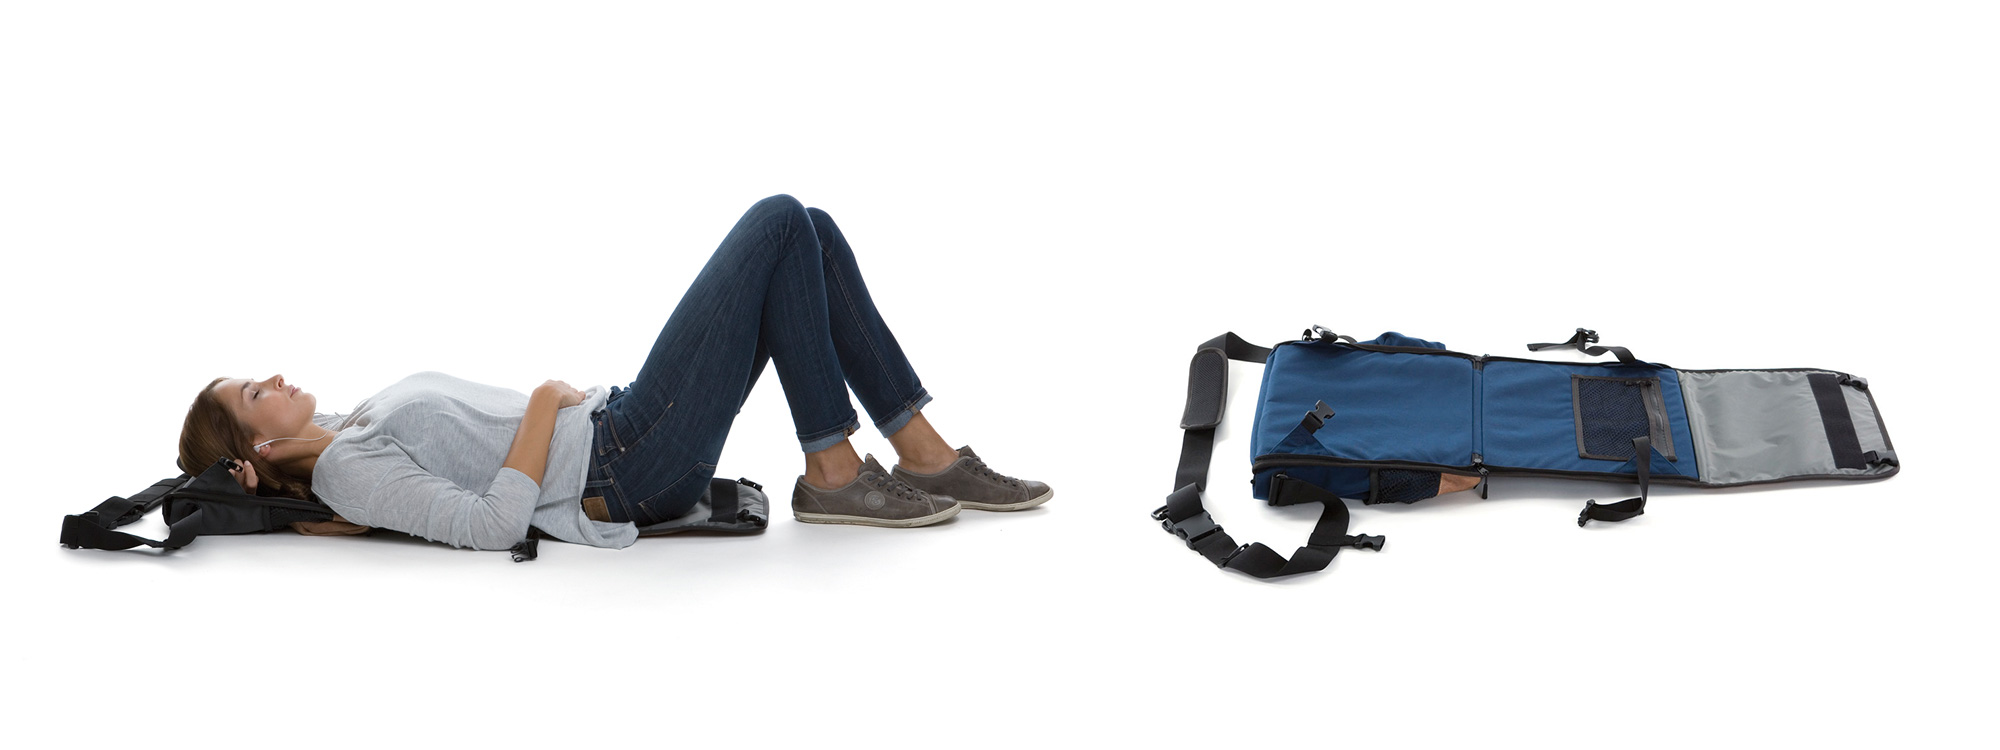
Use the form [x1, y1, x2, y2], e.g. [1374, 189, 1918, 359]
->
[254, 432, 333, 451]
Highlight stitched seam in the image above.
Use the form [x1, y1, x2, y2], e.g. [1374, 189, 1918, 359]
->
[628, 315, 715, 442]
[826, 250, 910, 409]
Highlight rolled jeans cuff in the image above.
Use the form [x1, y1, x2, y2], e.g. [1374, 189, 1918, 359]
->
[800, 416, 861, 454]
[874, 391, 932, 438]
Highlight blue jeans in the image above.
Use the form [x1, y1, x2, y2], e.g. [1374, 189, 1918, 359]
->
[584, 195, 932, 526]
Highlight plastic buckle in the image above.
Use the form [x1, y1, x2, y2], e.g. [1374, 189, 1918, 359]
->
[1160, 510, 1222, 549]
[509, 538, 539, 563]
[737, 477, 763, 491]
[1578, 499, 1599, 527]
[1574, 328, 1600, 345]
[1300, 401, 1336, 432]
[1267, 473, 1291, 499]
[1346, 534, 1386, 551]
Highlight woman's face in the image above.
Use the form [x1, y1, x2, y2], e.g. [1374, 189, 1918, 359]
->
[211, 374, 318, 451]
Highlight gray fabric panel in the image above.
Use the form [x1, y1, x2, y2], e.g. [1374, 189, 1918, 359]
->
[1679, 372, 1719, 483]
[1844, 386, 1889, 456]
[1681, 371, 1831, 484]
[633, 482, 770, 537]
[1680, 370, 1895, 485]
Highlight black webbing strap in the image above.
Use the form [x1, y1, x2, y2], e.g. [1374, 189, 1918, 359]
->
[59, 475, 195, 551]
[1529, 328, 1639, 366]
[1579, 435, 1651, 526]
[1155, 475, 1384, 578]
[1155, 332, 1383, 578]
[61, 502, 209, 551]
[1807, 373, 1869, 470]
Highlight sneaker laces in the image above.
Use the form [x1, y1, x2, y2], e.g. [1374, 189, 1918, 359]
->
[963, 455, 1024, 489]
[864, 471, 925, 501]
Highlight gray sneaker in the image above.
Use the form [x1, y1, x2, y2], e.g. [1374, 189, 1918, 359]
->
[792, 454, 960, 527]
[892, 446, 1052, 512]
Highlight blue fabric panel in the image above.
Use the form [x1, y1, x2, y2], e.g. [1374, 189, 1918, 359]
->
[1253, 342, 1475, 465]
[1370, 331, 1448, 349]
[1480, 360, 1698, 476]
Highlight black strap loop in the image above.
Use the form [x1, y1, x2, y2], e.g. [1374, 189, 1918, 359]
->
[1529, 327, 1639, 365]
[1579, 435, 1651, 526]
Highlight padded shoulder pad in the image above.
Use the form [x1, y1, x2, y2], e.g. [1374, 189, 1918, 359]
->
[1181, 347, 1229, 430]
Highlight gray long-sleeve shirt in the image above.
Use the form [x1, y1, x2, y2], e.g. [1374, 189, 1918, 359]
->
[311, 372, 637, 550]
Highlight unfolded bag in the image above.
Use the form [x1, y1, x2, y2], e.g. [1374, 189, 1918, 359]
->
[1155, 327, 1899, 578]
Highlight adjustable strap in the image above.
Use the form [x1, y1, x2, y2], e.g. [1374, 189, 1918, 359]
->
[1156, 332, 1383, 578]
[59, 475, 193, 551]
[1529, 328, 1639, 366]
[1579, 435, 1651, 526]
[61, 503, 209, 551]
[1155, 476, 1383, 578]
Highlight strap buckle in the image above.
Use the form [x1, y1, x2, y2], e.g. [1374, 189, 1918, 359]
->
[1343, 534, 1386, 551]
[1300, 400, 1336, 433]
[1155, 506, 1223, 549]
[509, 537, 539, 562]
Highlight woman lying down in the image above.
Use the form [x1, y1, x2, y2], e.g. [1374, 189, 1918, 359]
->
[175, 195, 1052, 551]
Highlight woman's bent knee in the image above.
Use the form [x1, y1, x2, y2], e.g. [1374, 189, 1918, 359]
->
[745, 194, 807, 227]
[715, 194, 812, 266]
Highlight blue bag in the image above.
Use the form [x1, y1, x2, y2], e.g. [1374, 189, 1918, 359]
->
[1155, 327, 1899, 578]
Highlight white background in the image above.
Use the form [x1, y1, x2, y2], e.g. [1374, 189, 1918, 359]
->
[4, 2, 1994, 748]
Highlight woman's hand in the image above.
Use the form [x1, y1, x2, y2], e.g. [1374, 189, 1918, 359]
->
[225, 458, 259, 494]
[540, 379, 586, 409]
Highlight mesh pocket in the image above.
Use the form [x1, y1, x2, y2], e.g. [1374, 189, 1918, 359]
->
[1573, 376, 1676, 461]
[1370, 469, 1440, 505]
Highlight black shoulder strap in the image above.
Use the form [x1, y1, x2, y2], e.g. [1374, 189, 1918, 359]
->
[61, 459, 336, 555]
[60, 474, 204, 551]
[1153, 332, 1383, 578]
[1528, 327, 1639, 365]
